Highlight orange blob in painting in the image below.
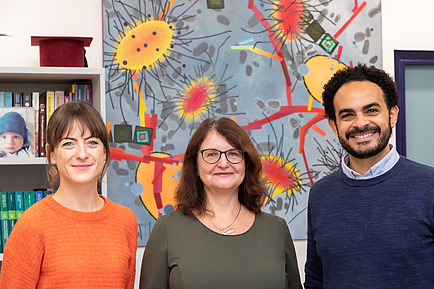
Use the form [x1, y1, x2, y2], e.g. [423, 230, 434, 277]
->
[304, 55, 347, 103]
[137, 152, 182, 219]
[115, 20, 174, 71]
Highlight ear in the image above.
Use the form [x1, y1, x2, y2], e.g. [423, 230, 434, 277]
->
[328, 119, 338, 136]
[46, 144, 56, 164]
[389, 105, 399, 128]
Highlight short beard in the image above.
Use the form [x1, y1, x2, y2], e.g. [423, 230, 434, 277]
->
[336, 121, 392, 159]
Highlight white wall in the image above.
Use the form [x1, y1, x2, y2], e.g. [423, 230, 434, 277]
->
[0, 0, 102, 68]
[2, 0, 434, 287]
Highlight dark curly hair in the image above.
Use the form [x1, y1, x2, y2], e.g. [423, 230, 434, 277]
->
[175, 118, 266, 216]
[322, 64, 399, 121]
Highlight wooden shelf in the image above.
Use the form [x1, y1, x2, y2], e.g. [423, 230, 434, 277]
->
[0, 67, 106, 194]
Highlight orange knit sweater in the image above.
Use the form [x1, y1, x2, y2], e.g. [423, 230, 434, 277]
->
[0, 195, 138, 289]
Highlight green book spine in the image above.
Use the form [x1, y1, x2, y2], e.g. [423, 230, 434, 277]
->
[24, 191, 36, 210]
[43, 190, 52, 198]
[7, 192, 16, 231]
[1, 192, 10, 250]
[15, 191, 24, 220]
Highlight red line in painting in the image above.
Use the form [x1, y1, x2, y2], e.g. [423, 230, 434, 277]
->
[110, 147, 181, 164]
[350, 61, 354, 67]
[334, 1, 367, 39]
[312, 124, 326, 137]
[336, 45, 343, 60]
[152, 164, 166, 186]
[352, 0, 359, 13]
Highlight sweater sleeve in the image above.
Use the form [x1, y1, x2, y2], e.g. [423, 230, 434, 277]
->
[304, 199, 323, 289]
[284, 221, 303, 289]
[139, 217, 170, 289]
[0, 211, 44, 288]
[127, 212, 138, 289]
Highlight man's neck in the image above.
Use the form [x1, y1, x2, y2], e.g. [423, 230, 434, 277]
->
[347, 145, 391, 176]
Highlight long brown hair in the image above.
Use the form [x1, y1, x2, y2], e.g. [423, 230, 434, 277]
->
[175, 117, 265, 215]
[45, 101, 110, 189]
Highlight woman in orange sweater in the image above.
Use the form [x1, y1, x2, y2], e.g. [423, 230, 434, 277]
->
[0, 101, 138, 288]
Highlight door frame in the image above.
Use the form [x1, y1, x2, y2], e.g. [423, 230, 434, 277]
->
[394, 50, 434, 156]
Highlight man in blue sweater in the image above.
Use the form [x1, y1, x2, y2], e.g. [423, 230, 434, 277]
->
[304, 64, 434, 288]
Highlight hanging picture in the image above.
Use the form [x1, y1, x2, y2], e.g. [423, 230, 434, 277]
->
[0, 107, 35, 158]
[103, 0, 382, 246]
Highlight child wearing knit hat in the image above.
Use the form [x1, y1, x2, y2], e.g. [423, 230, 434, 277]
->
[0, 111, 34, 157]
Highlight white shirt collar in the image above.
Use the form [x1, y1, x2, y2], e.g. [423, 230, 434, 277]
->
[341, 145, 400, 180]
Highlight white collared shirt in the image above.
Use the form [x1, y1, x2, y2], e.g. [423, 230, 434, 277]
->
[341, 145, 400, 179]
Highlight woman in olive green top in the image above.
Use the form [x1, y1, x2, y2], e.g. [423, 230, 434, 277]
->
[140, 118, 302, 289]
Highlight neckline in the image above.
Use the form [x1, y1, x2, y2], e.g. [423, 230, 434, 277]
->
[45, 194, 112, 221]
[339, 156, 406, 187]
[192, 210, 257, 237]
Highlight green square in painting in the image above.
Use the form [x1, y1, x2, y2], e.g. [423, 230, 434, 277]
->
[305, 20, 325, 42]
[114, 124, 133, 142]
[207, 0, 224, 9]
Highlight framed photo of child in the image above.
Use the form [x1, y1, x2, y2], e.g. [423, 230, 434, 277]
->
[0, 107, 35, 158]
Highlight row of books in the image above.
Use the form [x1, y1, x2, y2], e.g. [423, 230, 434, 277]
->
[0, 82, 92, 109]
[0, 82, 92, 157]
[0, 92, 33, 108]
[0, 190, 52, 252]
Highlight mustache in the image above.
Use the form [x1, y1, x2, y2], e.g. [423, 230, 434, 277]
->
[345, 125, 380, 139]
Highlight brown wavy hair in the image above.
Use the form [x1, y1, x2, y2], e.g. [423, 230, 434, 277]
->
[45, 101, 111, 189]
[175, 117, 266, 216]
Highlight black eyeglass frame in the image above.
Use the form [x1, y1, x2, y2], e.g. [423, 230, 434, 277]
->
[199, 149, 245, 164]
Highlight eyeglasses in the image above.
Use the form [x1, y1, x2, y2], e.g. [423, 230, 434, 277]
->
[200, 149, 245, 164]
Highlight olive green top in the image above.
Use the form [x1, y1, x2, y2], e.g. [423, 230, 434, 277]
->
[140, 209, 302, 289]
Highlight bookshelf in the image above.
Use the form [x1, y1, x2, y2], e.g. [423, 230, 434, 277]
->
[0, 67, 106, 260]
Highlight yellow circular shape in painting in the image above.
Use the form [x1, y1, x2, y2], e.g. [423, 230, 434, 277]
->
[137, 152, 182, 219]
[303, 56, 347, 103]
[116, 20, 173, 71]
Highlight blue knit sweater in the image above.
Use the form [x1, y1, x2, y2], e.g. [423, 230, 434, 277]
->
[304, 156, 434, 288]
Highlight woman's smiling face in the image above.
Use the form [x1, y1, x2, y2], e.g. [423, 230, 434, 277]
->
[197, 130, 246, 196]
[49, 122, 106, 187]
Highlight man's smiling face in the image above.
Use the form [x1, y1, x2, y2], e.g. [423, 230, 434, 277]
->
[329, 80, 398, 160]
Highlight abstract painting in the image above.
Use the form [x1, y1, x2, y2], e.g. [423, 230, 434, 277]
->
[103, 0, 381, 245]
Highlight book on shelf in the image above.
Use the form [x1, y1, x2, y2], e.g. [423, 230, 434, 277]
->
[55, 90, 64, 109]
[15, 191, 24, 220]
[35, 190, 44, 202]
[64, 93, 71, 104]
[13, 92, 22, 107]
[4, 92, 13, 107]
[43, 190, 53, 198]
[75, 83, 85, 101]
[7, 192, 17, 232]
[38, 92, 47, 157]
[0, 91, 5, 107]
[46, 90, 55, 123]
[33, 91, 40, 157]
[0, 220, 2, 253]
[22, 92, 32, 107]
[24, 191, 36, 210]
[41, 90, 55, 124]
[65, 83, 76, 102]
[0, 190, 50, 250]
[0, 192, 10, 251]
[84, 83, 92, 104]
